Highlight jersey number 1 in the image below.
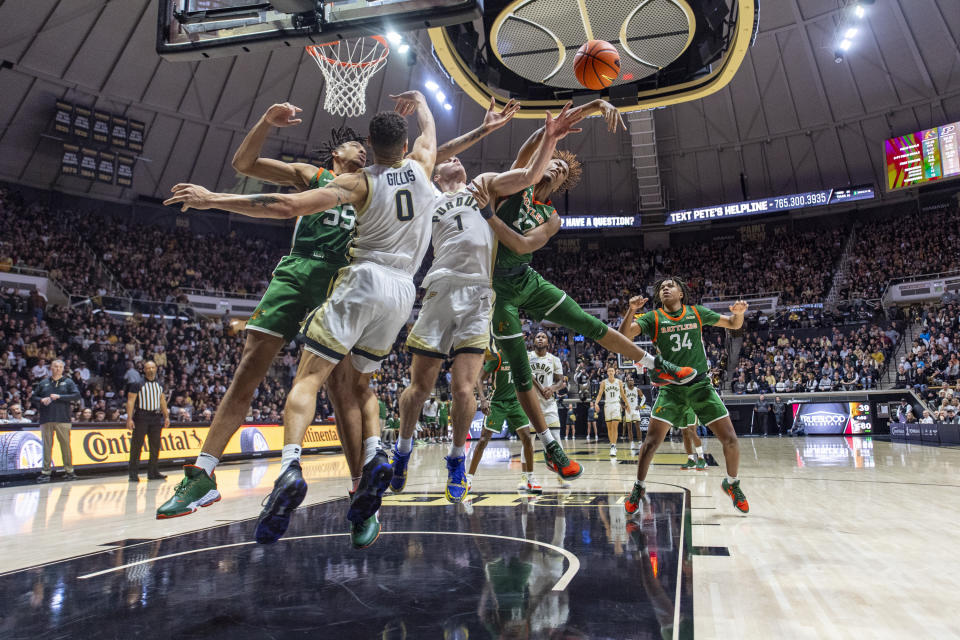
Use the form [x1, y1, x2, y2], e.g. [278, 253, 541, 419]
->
[395, 189, 414, 221]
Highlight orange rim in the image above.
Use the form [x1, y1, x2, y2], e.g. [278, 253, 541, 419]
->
[306, 35, 389, 68]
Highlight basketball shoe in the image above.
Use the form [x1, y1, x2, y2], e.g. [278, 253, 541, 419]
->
[348, 450, 393, 525]
[680, 457, 697, 470]
[389, 443, 410, 493]
[254, 460, 308, 544]
[722, 478, 749, 513]
[526, 473, 542, 495]
[696, 457, 707, 471]
[156, 465, 220, 519]
[543, 440, 583, 480]
[647, 356, 697, 386]
[445, 455, 469, 503]
[624, 481, 646, 515]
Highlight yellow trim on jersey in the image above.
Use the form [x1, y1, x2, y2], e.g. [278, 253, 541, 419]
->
[454, 334, 490, 352]
[303, 310, 349, 356]
[406, 332, 445, 355]
[355, 170, 374, 217]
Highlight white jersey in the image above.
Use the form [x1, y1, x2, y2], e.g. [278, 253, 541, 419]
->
[349, 159, 434, 275]
[422, 188, 495, 288]
[528, 351, 563, 389]
[423, 400, 439, 418]
[602, 379, 623, 403]
[625, 385, 640, 410]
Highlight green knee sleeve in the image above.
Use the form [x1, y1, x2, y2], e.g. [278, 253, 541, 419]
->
[545, 295, 609, 341]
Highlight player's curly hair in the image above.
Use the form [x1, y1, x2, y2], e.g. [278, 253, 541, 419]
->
[315, 126, 365, 169]
[368, 111, 408, 156]
[553, 149, 582, 193]
[652, 276, 692, 308]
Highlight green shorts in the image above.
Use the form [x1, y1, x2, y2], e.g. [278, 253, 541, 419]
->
[423, 416, 438, 425]
[492, 267, 608, 391]
[484, 400, 531, 434]
[650, 380, 728, 429]
[246, 255, 344, 342]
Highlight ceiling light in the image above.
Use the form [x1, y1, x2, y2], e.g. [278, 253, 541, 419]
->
[845, 27, 858, 38]
[386, 32, 402, 45]
[425, 80, 439, 91]
[854, 5, 865, 18]
[435, 91, 446, 102]
[398, 43, 410, 54]
[443, 103, 452, 111]
[839, 39, 852, 51]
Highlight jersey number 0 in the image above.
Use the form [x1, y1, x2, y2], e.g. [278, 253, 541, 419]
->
[395, 189, 414, 221]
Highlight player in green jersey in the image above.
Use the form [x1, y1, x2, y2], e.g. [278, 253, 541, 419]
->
[467, 349, 541, 494]
[469, 100, 697, 482]
[678, 409, 708, 471]
[619, 277, 750, 515]
[157, 103, 378, 530]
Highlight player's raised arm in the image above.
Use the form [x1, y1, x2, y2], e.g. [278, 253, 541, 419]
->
[231, 102, 316, 190]
[471, 103, 582, 205]
[435, 97, 520, 164]
[163, 171, 367, 219]
[510, 99, 625, 169]
[392, 90, 437, 176]
[713, 300, 749, 329]
[483, 208, 561, 255]
[619, 295, 648, 339]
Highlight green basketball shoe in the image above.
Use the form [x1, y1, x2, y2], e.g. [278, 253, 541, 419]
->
[351, 512, 381, 549]
[680, 458, 697, 470]
[156, 465, 220, 519]
[696, 457, 707, 471]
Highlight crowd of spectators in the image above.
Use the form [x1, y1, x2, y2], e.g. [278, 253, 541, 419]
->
[894, 304, 960, 423]
[731, 323, 897, 394]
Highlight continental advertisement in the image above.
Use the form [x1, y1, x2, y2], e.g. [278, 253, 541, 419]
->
[0, 422, 341, 474]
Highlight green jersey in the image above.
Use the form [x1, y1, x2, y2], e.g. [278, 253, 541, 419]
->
[484, 353, 518, 403]
[290, 168, 356, 264]
[493, 186, 554, 271]
[378, 399, 387, 420]
[636, 304, 721, 373]
[438, 401, 449, 422]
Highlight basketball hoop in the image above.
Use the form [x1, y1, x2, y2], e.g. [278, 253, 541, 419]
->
[306, 36, 389, 118]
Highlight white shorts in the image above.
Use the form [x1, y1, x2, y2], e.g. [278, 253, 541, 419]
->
[540, 400, 560, 429]
[301, 262, 414, 374]
[407, 279, 492, 357]
[625, 408, 642, 422]
[604, 403, 622, 422]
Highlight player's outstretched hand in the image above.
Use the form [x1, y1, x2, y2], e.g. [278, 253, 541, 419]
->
[543, 102, 584, 140]
[629, 295, 648, 313]
[164, 184, 213, 212]
[598, 100, 627, 132]
[263, 102, 302, 127]
[467, 177, 491, 209]
[729, 300, 749, 315]
[482, 97, 521, 131]
[390, 91, 426, 116]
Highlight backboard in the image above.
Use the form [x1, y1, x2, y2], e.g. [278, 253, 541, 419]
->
[157, 0, 481, 61]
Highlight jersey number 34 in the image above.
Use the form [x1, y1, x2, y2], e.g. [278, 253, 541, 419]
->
[669, 333, 693, 351]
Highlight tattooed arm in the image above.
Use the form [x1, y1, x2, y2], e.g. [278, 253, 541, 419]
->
[435, 98, 520, 165]
[163, 172, 368, 219]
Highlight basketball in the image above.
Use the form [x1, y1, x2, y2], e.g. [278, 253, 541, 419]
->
[573, 40, 620, 90]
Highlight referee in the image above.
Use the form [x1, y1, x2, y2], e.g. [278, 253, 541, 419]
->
[126, 361, 170, 481]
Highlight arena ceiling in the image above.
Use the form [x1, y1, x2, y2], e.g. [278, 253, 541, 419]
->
[0, 0, 957, 221]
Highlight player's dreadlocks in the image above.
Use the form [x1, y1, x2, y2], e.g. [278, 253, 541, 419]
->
[552, 149, 582, 193]
[652, 276, 692, 308]
[315, 126, 365, 169]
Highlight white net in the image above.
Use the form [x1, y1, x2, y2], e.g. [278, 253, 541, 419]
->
[306, 36, 389, 118]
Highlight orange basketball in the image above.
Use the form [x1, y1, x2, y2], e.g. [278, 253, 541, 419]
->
[573, 40, 620, 90]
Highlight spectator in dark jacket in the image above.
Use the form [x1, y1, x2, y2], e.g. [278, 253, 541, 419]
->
[32, 359, 80, 482]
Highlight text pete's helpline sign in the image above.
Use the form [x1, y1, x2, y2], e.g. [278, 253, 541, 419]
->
[0, 422, 342, 473]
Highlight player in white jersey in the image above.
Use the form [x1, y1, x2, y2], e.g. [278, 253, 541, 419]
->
[594, 367, 628, 457]
[391, 100, 583, 503]
[528, 331, 568, 487]
[422, 397, 440, 441]
[623, 375, 646, 450]
[165, 90, 437, 549]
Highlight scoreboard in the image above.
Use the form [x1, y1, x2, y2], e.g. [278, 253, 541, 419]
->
[885, 121, 960, 190]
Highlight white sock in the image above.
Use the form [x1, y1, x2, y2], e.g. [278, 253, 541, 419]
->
[363, 436, 382, 465]
[696, 446, 704, 457]
[397, 436, 413, 454]
[195, 453, 218, 477]
[550, 429, 561, 444]
[640, 353, 656, 370]
[726, 475, 738, 484]
[449, 444, 465, 458]
[688, 454, 696, 461]
[538, 429, 556, 445]
[637, 480, 645, 489]
[280, 444, 301, 473]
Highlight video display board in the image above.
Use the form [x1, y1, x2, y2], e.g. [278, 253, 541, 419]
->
[791, 402, 872, 435]
[885, 122, 960, 190]
[665, 185, 875, 225]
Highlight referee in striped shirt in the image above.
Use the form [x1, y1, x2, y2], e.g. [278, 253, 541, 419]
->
[126, 361, 170, 481]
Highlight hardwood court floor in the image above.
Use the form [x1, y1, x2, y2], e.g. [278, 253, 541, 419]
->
[0, 436, 957, 638]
